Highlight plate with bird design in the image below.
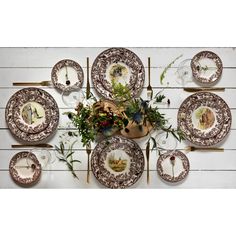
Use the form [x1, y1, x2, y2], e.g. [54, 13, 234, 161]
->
[5, 88, 59, 142]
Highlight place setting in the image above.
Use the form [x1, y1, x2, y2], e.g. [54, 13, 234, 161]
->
[176, 50, 225, 93]
[3, 47, 233, 189]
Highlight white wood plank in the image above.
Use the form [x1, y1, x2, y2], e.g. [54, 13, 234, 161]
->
[0, 150, 236, 171]
[1, 170, 236, 188]
[1, 67, 236, 88]
[0, 129, 234, 150]
[0, 88, 235, 108]
[0, 48, 236, 68]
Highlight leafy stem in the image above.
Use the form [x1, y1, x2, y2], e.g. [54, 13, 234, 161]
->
[55, 139, 81, 180]
[160, 54, 183, 85]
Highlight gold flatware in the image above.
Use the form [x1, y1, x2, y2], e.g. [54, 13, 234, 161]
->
[147, 57, 153, 100]
[86, 143, 91, 183]
[184, 87, 225, 93]
[11, 144, 53, 148]
[146, 141, 150, 184]
[86, 57, 90, 100]
[185, 146, 224, 152]
[12, 81, 52, 86]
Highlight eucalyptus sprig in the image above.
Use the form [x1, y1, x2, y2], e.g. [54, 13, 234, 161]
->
[55, 139, 81, 180]
[160, 54, 183, 85]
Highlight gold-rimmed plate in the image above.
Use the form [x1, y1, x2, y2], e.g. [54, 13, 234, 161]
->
[91, 135, 145, 188]
[91, 48, 145, 100]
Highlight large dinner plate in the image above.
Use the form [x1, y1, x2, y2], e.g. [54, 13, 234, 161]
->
[177, 92, 231, 146]
[91, 48, 145, 100]
[91, 136, 145, 188]
[5, 88, 59, 142]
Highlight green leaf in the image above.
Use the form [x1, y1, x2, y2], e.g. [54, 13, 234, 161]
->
[66, 163, 73, 171]
[71, 160, 81, 163]
[150, 137, 157, 151]
[55, 145, 61, 154]
[60, 142, 65, 155]
[160, 54, 183, 85]
[66, 151, 75, 159]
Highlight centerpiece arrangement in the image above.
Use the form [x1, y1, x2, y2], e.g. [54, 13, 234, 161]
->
[56, 48, 185, 185]
[66, 79, 184, 147]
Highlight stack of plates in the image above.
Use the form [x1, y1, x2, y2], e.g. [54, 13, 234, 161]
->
[91, 47, 145, 100]
[5, 88, 59, 143]
[177, 92, 231, 146]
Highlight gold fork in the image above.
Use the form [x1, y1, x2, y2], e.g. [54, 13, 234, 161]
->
[147, 57, 153, 100]
[86, 143, 92, 183]
[13, 81, 52, 86]
[185, 146, 224, 152]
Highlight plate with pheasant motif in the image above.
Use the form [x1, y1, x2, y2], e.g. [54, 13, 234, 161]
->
[91, 136, 145, 188]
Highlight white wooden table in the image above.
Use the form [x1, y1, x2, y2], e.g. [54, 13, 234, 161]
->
[0, 47, 235, 188]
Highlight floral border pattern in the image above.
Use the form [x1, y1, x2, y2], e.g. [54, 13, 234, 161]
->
[91, 135, 145, 188]
[51, 59, 84, 92]
[5, 88, 59, 143]
[157, 150, 190, 183]
[191, 51, 223, 84]
[177, 92, 231, 146]
[9, 151, 41, 187]
[91, 48, 145, 100]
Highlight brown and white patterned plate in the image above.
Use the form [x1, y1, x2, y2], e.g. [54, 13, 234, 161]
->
[178, 92, 231, 146]
[5, 88, 59, 143]
[91, 135, 145, 188]
[51, 59, 84, 92]
[157, 150, 190, 183]
[191, 51, 223, 84]
[9, 151, 41, 187]
[91, 48, 145, 100]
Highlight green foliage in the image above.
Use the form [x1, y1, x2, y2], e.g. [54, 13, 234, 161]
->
[111, 79, 132, 102]
[155, 94, 166, 103]
[55, 139, 80, 180]
[160, 54, 183, 85]
[72, 106, 96, 147]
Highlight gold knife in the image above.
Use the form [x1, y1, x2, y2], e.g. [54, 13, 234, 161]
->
[146, 141, 150, 184]
[11, 144, 53, 148]
[184, 87, 225, 92]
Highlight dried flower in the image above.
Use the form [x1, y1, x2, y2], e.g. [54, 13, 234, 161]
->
[170, 156, 175, 166]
